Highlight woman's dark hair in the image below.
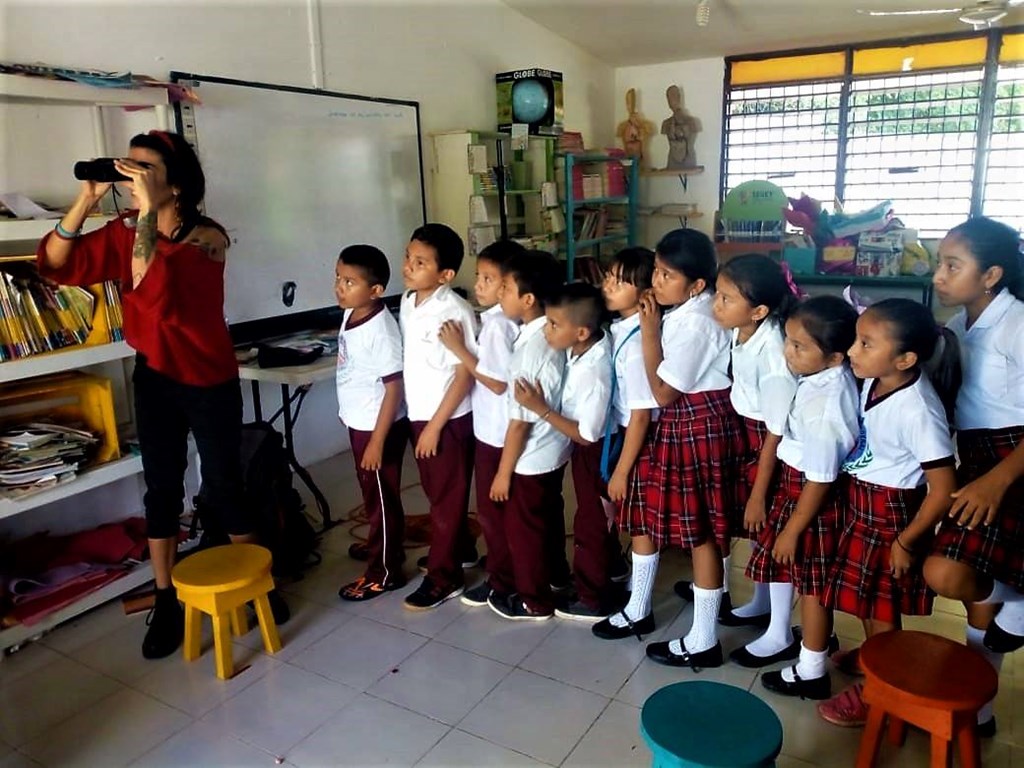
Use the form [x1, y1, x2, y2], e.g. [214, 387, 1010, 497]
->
[788, 295, 858, 358]
[864, 298, 962, 423]
[129, 131, 225, 244]
[719, 254, 798, 323]
[655, 228, 717, 290]
[947, 216, 1024, 300]
[607, 247, 655, 291]
[338, 244, 390, 289]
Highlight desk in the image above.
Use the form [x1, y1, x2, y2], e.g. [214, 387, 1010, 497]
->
[238, 357, 336, 529]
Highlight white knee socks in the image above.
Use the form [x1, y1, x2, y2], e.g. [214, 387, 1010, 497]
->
[744, 582, 795, 657]
[721, 555, 731, 595]
[732, 582, 771, 619]
[966, 625, 1003, 725]
[669, 585, 722, 655]
[610, 551, 658, 627]
[781, 642, 828, 683]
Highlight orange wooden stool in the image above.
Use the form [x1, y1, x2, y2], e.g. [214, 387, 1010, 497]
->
[855, 630, 998, 768]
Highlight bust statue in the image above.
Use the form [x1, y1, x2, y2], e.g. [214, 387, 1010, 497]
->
[661, 85, 701, 169]
[616, 88, 655, 165]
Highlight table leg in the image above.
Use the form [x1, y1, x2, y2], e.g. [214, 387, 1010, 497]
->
[250, 381, 263, 422]
[279, 383, 333, 529]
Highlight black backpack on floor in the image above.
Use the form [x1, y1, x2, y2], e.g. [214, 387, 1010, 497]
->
[191, 422, 321, 579]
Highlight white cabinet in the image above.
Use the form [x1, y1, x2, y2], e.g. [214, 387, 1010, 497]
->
[0, 74, 171, 652]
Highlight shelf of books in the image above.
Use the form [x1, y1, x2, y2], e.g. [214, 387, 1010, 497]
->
[0, 214, 113, 244]
[0, 453, 143, 520]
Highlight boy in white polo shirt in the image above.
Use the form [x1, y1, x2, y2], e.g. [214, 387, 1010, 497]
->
[400, 224, 479, 611]
[439, 240, 526, 608]
[488, 250, 570, 621]
[514, 282, 619, 621]
[334, 245, 409, 601]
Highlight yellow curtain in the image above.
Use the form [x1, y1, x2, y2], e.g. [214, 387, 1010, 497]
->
[1000, 33, 1024, 64]
[852, 38, 987, 75]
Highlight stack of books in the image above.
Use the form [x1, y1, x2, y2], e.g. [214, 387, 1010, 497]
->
[0, 263, 123, 359]
[574, 208, 610, 242]
[573, 257, 605, 287]
[0, 422, 99, 497]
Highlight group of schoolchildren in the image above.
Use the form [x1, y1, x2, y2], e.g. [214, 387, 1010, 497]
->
[331, 215, 1024, 732]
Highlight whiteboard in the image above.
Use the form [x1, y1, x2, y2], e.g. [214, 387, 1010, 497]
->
[172, 74, 424, 325]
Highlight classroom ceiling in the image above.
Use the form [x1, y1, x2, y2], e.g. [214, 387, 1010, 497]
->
[501, 0, 1024, 66]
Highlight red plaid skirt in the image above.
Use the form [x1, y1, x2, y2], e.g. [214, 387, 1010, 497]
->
[621, 388, 743, 552]
[932, 426, 1024, 590]
[732, 417, 772, 539]
[822, 478, 932, 623]
[745, 461, 843, 596]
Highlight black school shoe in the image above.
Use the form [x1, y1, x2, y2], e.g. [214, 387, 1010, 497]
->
[403, 577, 463, 611]
[984, 619, 1024, 654]
[592, 611, 655, 640]
[142, 588, 184, 660]
[762, 666, 832, 700]
[487, 592, 552, 622]
[554, 599, 610, 623]
[978, 717, 997, 739]
[646, 641, 723, 671]
[461, 581, 497, 607]
[730, 639, 801, 668]
[416, 548, 483, 573]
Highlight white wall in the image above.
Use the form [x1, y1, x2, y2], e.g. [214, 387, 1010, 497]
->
[2, 0, 615, 471]
[614, 57, 724, 248]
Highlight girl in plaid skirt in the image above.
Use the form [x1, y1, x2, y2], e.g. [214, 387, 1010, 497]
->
[923, 218, 1024, 737]
[594, 228, 741, 671]
[815, 299, 959, 727]
[757, 296, 859, 701]
[708, 255, 801, 668]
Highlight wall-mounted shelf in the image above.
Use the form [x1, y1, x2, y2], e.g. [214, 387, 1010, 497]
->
[0, 341, 134, 384]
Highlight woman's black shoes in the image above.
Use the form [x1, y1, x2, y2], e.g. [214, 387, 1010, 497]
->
[646, 641, 723, 671]
[142, 588, 184, 660]
[592, 612, 655, 640]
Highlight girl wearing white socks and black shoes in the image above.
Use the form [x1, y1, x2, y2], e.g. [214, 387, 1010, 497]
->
[595, 230, 742, 673]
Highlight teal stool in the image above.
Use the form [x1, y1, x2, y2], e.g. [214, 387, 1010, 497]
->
[640, 681, 783, 768]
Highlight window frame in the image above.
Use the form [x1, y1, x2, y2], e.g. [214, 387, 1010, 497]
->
[721, 26, 1024, 234]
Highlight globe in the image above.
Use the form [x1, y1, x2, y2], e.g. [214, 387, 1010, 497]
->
[512, 79, 551, 124]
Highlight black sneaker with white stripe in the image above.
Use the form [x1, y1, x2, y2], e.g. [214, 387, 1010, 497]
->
[460, 581, 494, 607]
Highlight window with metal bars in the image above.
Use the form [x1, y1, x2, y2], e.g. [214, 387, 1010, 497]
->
[723, 32, 1024, 239]
[983, 65, 1024, 234]
[844, 69, 983, 238]
[724, 81, 842, 204]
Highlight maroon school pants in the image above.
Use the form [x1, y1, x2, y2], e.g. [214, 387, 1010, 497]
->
[475, 441, 515, 595]
[507, 464, 567, 614]
[571, 439, 621, 610]
[349, 419, 409, 584]
[410, 414, 475, 589]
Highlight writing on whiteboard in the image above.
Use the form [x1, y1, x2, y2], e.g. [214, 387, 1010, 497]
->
[328, 111, 405, 119]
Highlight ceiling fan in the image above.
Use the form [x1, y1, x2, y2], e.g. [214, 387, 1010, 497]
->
[858, 0, 1022, 28]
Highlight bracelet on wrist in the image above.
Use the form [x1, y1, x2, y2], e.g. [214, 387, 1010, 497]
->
[540, 409, 551, 421]
[895, 536, 914, 554]
[54, 221, 81, 240]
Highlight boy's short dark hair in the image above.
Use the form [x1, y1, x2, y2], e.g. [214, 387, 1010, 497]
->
[338, 244, 390, 288]
[549, 282, 607, 336]
[608, 247, 655, 291]
[502, 249, 563, 309]
[477, 239, 527, 269]
[411, 223, 464, 274]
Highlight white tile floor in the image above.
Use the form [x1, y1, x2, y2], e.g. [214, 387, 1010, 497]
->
[1, 451, 1023, 767]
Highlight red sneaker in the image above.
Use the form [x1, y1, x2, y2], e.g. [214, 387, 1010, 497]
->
[817, 683, 867, 727]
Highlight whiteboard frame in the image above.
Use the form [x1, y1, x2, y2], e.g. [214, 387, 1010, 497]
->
[169, 72, 426, 329]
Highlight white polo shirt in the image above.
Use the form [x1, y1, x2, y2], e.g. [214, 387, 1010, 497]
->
[656, 291, 732, 395]
[336, 303, 406, 432]
[947, 289, 1024, 431]
[776, 364, 860, 483]
[400, 284, 478, 423]
[507, 316, 571, 475]
[472, 304, 518, 448]
[730, 320, 798, 436]
[843, 373, 954, 489]
[610, 313, 658, 428]
[561, 334, 613, 444]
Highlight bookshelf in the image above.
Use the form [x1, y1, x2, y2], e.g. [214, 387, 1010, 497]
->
[638, 166, 704, 236]
[559, 153, 639, 283]
[0, 73, 169, 652]
[431, 130, 559, 291]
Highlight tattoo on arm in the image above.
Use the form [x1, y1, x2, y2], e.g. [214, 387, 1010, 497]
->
[131, 212, 158, 288]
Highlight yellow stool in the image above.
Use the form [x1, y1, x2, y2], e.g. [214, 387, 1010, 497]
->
[171, 543, 282, 679]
